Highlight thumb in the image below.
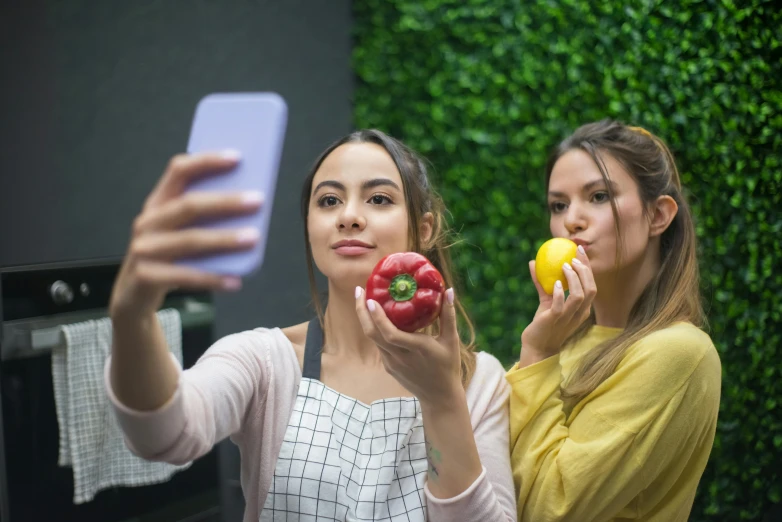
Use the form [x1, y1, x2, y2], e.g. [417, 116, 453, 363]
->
[437, 288, 459, 344]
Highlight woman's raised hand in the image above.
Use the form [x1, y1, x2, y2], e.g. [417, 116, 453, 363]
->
[109, 152, 262, 319]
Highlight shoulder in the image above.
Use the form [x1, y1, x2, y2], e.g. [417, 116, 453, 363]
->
[198, 325, 301, 373]
[465, 351, 512, 413]
[582, 323, 721, 432]
[637, 321, 714, 348]
[280, 321, 308, 347]
[471, 351, 510, 384]
[280, 321, 308, 370]
[620, 322, 721, 388]
[630, 322, 719, 366]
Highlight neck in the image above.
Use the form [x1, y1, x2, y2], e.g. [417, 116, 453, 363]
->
[322, 281, 383, 365]
[592, 245, 660, 328]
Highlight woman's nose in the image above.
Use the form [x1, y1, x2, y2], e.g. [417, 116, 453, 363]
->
[564, 205, 587, 233]
[338, 202, 366, 230]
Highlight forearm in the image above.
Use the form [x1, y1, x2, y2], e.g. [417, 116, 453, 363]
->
[110, 311, 180, 411]
[420, 387, 483, 499]
[507, 355, 562, 446]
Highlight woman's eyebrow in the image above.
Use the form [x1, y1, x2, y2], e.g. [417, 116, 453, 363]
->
[312, 180, 345, 193]
[313, 178, 401, 194]
[548, 178, 617, 198]
[362, 178, 401, 191]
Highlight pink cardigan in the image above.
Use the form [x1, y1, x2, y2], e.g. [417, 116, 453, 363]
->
[105, 327, 517, 522]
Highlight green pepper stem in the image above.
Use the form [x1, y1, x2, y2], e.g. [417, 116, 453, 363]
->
[389, 274, 417, 301]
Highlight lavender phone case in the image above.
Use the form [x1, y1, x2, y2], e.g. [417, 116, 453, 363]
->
[178, 92, 287, 276]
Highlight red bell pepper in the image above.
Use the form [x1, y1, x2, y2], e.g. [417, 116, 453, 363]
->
[366, 252, 445, 333]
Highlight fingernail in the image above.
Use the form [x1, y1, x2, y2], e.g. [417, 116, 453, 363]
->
[355, 286, 362, 299]
[578, 245, 586, 255]
[236, 228, 260, 244]
[563, 262, 572, 271]
[366, 299, 376, 312]
[241, 191, 264, 205]
[222, 277, 242, 290]
[572, 258, 583, 266]
[220, 149, 242, 161]
[446, 288, 454, 305]
[555, 280, 563, 289]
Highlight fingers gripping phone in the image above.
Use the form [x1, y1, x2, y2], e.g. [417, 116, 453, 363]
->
[177, 92, 288, 276]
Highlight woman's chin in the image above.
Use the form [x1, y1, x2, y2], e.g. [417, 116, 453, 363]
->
[323, 268, 373, 290]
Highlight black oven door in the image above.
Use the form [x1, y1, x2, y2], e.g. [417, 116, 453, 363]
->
[0, 261, 223, 522]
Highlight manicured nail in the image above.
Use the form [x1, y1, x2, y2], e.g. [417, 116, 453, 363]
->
[446, 288, 455, 305]
[366, 299, 376, 312]
[222, 277, 242, 290]
[578, 245, 586, 255]
[220, 149, 242, 161]
[555, 280, 563, 289]
[355, 286, 362, 299]
[563, 262, 572, 271]
[572, 258, 583, 266]
[241, 191, 264, 205]
[236, 228, 260, 244]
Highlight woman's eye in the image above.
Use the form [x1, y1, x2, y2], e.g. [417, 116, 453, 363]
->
[369, 194, 392, 205]
[549, 201, 567, 213]
[592, 191, 610, 203]
[318, 195, 340, 207]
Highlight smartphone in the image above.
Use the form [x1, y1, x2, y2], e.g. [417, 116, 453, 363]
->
[177, 92, 288, 276]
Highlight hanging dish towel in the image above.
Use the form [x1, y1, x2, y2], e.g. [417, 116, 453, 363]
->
[51, 308, 190, 504]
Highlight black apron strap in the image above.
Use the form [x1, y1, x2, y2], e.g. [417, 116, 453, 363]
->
[302, 317, 324, 380]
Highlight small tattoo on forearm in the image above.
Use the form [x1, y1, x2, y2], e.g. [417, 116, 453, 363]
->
[425, 438, 442, 481]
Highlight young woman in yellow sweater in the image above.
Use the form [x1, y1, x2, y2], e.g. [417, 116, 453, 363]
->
[507, 119, 722, 521]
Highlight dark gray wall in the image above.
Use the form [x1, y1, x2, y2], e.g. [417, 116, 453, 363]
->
[0, 1, 353, 520]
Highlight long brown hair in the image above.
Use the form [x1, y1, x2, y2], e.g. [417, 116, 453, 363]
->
[300, 129, 477, 387]
[546, 119, 705, 410]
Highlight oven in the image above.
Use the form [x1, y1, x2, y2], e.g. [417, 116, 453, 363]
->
[0, 259, 224, 521]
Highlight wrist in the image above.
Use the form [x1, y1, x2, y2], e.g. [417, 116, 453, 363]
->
[418, 380, 466, 414]
[518, 345, 556, 368]
[110, 306, 156, 329]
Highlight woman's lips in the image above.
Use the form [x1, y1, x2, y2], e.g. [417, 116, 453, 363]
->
[571, 238, 590, 252]
[334, 245, 374, 256]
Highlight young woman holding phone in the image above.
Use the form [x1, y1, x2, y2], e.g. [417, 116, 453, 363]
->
[107, 129, 516, 521]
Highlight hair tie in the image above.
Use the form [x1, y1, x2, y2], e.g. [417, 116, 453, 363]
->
[629, 125, 667, 156]
[628, 125, 653, 138]
[628, 125, 681, 189]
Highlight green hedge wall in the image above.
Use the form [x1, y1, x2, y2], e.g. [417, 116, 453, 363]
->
[353, 0, 781, 520]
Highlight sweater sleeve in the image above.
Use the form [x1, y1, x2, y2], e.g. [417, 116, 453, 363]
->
[507, 326, 721, 521]
[425, 352, 517, 521]
[105, 329, 276, 465]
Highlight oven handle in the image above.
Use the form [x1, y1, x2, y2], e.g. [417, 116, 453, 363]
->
[0, 298, 214, 361]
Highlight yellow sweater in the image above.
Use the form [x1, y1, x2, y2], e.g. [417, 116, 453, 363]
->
[506, 322, 721, 522]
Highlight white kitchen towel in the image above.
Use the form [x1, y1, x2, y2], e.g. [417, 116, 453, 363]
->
[51, 308, 190, 504]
